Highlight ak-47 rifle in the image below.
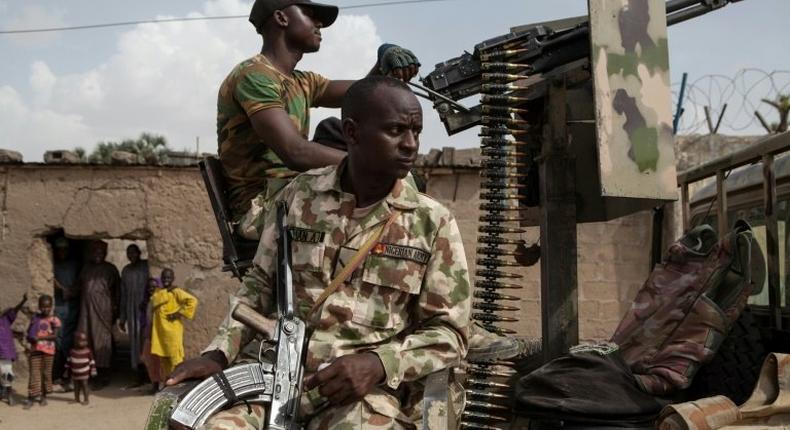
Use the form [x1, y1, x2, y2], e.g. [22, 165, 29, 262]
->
[170, 201, 308, 430]
[418, 0, 744, 135]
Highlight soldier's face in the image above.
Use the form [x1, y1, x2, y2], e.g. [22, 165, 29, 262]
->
[348, 86, 422, 180]
[283, 6, 323, 53]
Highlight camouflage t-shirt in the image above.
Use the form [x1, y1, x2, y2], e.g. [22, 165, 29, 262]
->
[205, 164, 471, 420]
[217, 54, 330, 218]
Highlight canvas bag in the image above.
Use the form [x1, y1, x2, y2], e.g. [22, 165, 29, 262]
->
[611, 220, 758, 396]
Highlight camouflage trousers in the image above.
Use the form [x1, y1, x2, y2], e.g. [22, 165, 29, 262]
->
[199, 396, 415, 430]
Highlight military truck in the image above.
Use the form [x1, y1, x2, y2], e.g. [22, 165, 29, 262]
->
[682, 130, 790, 404]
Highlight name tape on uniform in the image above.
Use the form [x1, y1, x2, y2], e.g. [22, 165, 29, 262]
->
[371, 243, 431, 265]
[287, 227, 325, 244]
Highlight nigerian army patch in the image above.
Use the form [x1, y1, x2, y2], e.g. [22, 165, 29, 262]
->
[371, 243, 431, 264]
[287, 227, 325, 243]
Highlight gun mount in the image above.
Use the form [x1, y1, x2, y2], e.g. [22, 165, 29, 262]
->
[422, 0, 744, 135]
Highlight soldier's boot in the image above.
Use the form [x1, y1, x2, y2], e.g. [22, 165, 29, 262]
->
[466, 322, 523, 362]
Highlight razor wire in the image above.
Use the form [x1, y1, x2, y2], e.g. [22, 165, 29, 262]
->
[673, 69, 790, 135]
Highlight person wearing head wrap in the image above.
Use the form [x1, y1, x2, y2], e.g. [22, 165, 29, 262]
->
[76, 240, 120, 389]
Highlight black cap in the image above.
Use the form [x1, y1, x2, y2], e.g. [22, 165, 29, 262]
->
[249, 0, 339, 30]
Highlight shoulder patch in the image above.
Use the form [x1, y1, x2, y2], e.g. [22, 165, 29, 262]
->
[371, 243, 431, 265]
[287, 227, 325, 243]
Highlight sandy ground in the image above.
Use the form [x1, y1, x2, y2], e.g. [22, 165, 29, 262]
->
[1, 369, 154, 430]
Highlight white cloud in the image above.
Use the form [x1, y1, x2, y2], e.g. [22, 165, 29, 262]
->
[1, 0, 385, 160]
[2, 5, 66, 47]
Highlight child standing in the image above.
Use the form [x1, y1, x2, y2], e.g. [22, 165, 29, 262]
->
[24, 294, 61, 409]
[0, 294, 27, 406]
[150, 269, 197, 380]
[64, 332, 96, 405]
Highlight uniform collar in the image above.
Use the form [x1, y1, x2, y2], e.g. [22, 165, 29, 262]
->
[315, 159, 420, 211]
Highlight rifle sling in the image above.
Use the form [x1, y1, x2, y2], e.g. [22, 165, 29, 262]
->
[308, 210, 400, 320]
[212, 371, 252, 414]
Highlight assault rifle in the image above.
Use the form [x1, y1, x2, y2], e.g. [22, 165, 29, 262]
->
[170, 201, 308, 430]
[420, 0, 744, 135]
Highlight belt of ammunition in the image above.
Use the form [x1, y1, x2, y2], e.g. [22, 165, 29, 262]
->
[480, 126, 529, 136]
[481, 160, 527, 169]
[460, 422, 502, 430]
[462, 410, 509, 423]
[474, 302, 521, 312]
[478, 214, 527, 223]
[467, 368, 517, 379]
[476, 257, 521, 268]
[474, 291, 520, 301]
[481, 148, 529, 158]
[479, 192, 527, 201]
[480, 62, 531, 72]
[467, 378, 512, 391]
[480, 48, 529, 62]
[475, 280, 523, 290]
[481, 94, 529, 105]
[478, 225, 526, 234]
[466, 389, 510, 400]
[476, 269, 523, 279]
[481, 116, 529, 127]
[478, 236, 526, 245]
[480, 181, 525, 190]
[465, 399, 510, 412]
[482, 73, 527, 83]
[473, 313, 519, 323]
[479, 203, 521, 211]
[481, 105, 529, 116]
[479, 325, 518, 335]
[482, 83, 528, 93]
[476, 247, 524, 257]
[480, 171, 521, 180]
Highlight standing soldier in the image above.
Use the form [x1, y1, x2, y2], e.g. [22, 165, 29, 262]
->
[169, 76, 471, 428]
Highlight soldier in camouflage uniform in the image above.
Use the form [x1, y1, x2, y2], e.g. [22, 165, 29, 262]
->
[218, 0, 420, 240]
[169, 76, 471, 429]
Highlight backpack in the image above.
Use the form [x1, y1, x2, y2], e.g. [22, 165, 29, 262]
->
[610, 220, 759, 396]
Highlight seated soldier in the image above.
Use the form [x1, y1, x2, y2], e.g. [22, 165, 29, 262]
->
[218, 0, 420, 241]
[169, 76, 471, 429]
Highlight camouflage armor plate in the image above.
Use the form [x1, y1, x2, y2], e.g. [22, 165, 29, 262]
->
[589, 0, 677, 200]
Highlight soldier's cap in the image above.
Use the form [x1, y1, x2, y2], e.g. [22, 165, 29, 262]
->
[249, 0, 339, 30]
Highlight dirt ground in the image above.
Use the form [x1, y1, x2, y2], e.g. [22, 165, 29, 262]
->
[1, 369, 153, 430]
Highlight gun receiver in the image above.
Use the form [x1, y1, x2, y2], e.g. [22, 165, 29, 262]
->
[170, 201, 308, 430]
[422, 0, 746, 135]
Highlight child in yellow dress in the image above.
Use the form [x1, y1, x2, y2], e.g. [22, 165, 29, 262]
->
[150, 268, 197, 379]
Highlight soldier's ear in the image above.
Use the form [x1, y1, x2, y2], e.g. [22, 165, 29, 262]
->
[273, 10, 288, 27]
[342, 118, 358, 147]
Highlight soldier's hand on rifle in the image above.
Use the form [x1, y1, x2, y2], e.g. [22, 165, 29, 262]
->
[377, 43, 420, 82]
[165, 350, 228, 386]
[304, 352, 385, 406]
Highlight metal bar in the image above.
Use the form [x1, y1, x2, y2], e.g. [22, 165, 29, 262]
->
[713, 103, 728, 134]
[716, 169, 728, 234]
[681, 182, 691, 231]
[539, 77, 578, 361]
[673, 72, 688, 134]
[705, 106, 715, 135]
[763, 154, 783, 329]
[677, 131, 790, 186]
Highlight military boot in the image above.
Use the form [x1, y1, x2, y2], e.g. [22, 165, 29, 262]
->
[466, 322, 523, 362]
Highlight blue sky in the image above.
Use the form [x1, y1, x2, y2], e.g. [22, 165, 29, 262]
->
[0, 0, 787, 161]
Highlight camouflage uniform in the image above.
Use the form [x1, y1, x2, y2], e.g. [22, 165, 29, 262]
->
[216, 53, 329, 238]
[203, 163, 472, 429]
